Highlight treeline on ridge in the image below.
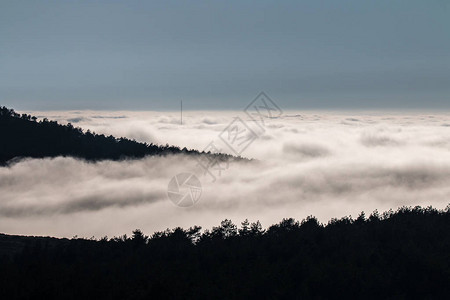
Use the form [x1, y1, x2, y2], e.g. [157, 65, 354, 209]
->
[1, 205, 449, 299]
[0, 106, 236, 165]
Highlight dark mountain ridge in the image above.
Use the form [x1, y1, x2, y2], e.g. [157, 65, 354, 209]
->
[0, 106, 237, 165]
[1, 205, 449, 299]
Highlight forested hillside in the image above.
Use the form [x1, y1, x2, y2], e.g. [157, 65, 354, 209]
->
[0, 106, 234, 165]
[1, 206, 449, 299]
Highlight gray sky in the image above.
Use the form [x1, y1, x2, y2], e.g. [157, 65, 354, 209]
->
[1, 0, 449, 110]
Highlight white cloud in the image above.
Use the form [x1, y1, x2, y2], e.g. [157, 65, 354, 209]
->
[1, 110, 450, 238]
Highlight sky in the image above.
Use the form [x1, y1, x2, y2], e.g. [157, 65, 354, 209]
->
[1, 0, 449, 111]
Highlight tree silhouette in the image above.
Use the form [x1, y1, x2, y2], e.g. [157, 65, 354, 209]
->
[0, 106, 241, 165]
[1, 205, 449, 299]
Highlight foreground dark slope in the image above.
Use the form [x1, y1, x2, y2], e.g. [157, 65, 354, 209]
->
[1, 206, 450, 299]
[0, 106, 235, 165]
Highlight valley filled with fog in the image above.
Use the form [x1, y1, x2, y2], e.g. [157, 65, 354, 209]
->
[1, 110, 450, 238]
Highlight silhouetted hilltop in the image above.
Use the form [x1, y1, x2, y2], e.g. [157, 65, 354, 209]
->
[0, 106, 236, 165]
[1, 205, 449, 299]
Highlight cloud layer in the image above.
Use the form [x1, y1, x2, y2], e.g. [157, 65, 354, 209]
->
[1, 110, 450, 238]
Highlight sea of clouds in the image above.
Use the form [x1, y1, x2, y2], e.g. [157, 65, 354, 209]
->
[1, 109, 450, 238]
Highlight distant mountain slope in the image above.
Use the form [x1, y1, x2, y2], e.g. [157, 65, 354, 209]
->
[0, 106, 234, 165]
